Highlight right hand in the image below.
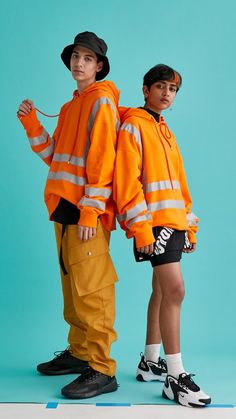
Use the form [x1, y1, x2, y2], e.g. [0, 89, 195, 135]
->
[17, 99, 34, 117]
[137, 243, 154, 255]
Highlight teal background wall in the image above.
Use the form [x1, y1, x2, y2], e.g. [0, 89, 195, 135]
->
[1, 0, 236, 400]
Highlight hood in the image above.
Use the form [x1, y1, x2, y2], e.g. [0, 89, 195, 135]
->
[73, 80, 120, 105]
[118, 107, 161, 124]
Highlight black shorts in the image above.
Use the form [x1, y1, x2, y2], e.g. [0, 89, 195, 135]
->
[133, 227, 185, 267]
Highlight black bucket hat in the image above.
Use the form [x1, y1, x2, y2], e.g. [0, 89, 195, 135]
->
[61, 31, 110, 80]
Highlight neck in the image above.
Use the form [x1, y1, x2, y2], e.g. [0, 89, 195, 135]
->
[144, 103, 162, 114]
[77, 79, 96, 93]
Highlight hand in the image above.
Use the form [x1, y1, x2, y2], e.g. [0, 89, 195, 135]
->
[17, 99, 34, 117]
[77, 225, 97, 241]
[137, 243, 154, 255]
[183, 243, 196, 253]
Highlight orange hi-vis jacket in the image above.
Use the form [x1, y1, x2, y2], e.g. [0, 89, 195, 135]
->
[113, 108, 198, 248]
[19, 81, 120, 231]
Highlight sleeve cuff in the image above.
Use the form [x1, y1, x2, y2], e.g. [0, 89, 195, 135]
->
[78, 209, 98, 228]
[134, 227, 155, 248]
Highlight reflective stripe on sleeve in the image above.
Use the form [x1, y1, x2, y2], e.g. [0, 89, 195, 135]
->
[79, 197, 106, 211]
[47, 171, 86, 186]
[120, 123, 142, 155]
[145, 180, 180, 193]
[127, 213, 152, 228]
[88, 96, 119, 133]
[37, 139, 55, 159]
[187, 212, 199, 226]
[29, 128, 49, 146]
[148, 200, 185, 212]
[117, 200, 147, 222]
[85, 186, 112, 198]
[53, 153, 85, 167]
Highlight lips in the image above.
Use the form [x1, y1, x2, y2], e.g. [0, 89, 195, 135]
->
[73, 69, 84, 75]
[160, 99, 169, 104]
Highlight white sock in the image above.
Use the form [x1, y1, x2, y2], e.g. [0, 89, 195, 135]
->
[144, 344, 161, 363]
[165, 353, 185, 378]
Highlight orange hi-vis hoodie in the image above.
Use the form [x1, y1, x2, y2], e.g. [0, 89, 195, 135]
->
[113, 107, 198, 248]
[18, 81, 120, 231]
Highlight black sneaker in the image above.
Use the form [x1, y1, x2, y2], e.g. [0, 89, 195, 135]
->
[136, 353, 167, 382]
[37, 349, 89, 375]
[162, 373, 211, 407]
[61, 366, 118, 399]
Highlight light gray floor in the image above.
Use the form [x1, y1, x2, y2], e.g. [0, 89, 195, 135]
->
[0, 404, 236, 419]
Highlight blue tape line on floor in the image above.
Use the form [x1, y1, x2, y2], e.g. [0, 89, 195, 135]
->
[46, 402, 58, 409]
[96, 403, 131, 407]
[207, 404, 234, 408]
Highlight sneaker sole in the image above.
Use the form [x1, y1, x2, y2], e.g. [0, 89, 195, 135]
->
[37, 367, 88, 376]
[136, 368, 166, 382]
[61, 381, 118, 399]
[162, 389, 211, 408]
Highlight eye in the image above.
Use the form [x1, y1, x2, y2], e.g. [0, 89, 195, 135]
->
[85, 56, 92, 62]
[71, 52, 78, 59]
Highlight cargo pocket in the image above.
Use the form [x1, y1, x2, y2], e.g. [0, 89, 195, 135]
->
[67, 222, 118, 296]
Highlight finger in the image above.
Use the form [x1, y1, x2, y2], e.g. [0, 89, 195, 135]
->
[83, 227, 89, 241]
[148, 244, 154, 254]
[143, 246, 150, 254]
[137, 247, 144, 253]
[77, 225, 83, 240]
[87, 228, 94, 240]
[24, 99, 34, 108]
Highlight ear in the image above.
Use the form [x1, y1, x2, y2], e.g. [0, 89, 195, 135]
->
[96, 61, 103, 74]
[143, 85, 149, 99]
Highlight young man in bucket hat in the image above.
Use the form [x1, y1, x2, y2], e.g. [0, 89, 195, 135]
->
[17, 31, 120, 399]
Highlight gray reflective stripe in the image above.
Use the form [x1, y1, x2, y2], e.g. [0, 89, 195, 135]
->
[48, 171, 86, 186]
[121, 123, 142, 154]
[145, 180, 180, 193]
[89, 96, 119, 132]
[82, 96, 119, 168]
[85, 186, 112, 198]
[127, 213, 152, 228]
[148, 200, 185, 212]
[79, 197, 105, 211]
[187, 212, 198, 226]
[29, 128, 48, 146]
[38, 138, 55, 159]
[116, 119, 120, 132]
[117, 200, 147, 222]
[53, 153, 85, 167]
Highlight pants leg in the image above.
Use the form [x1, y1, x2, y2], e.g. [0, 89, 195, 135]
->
[54, 222, 89, 361]
[54, 221, 118, 374]
[71, 284, 117, 376]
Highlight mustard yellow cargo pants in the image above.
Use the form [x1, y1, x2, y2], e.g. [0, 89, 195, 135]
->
[54, 220, 118, 376]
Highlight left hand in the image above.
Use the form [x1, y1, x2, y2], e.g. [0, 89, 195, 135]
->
[183, 243, 196, 253]
[77, 225, 97, 241]
[137, 243, 154, 255]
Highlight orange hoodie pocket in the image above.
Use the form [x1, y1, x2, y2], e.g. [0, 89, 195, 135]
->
[67, 221, 118, 296]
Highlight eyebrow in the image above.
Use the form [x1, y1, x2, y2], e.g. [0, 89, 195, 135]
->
[157, 81, 177, 88]
[72, 50, 95, 58]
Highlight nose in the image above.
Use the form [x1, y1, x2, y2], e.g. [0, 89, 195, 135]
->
[74, 56, 83, 68]
[163, 86, 170, 96]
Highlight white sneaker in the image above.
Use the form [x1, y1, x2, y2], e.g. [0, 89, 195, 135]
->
[136, 354, 167, 382]
[162, 373, 211, 407]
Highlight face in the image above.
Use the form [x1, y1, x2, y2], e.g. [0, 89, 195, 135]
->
[143, 80, 178, 114]
[70, 45, 103, 88]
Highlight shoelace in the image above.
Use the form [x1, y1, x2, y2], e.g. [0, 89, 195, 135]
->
[72, 367, 100, 383]
[178, 373, 200, 391]
[158, 357, 167, 369]
[50, 349, 73, 363]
